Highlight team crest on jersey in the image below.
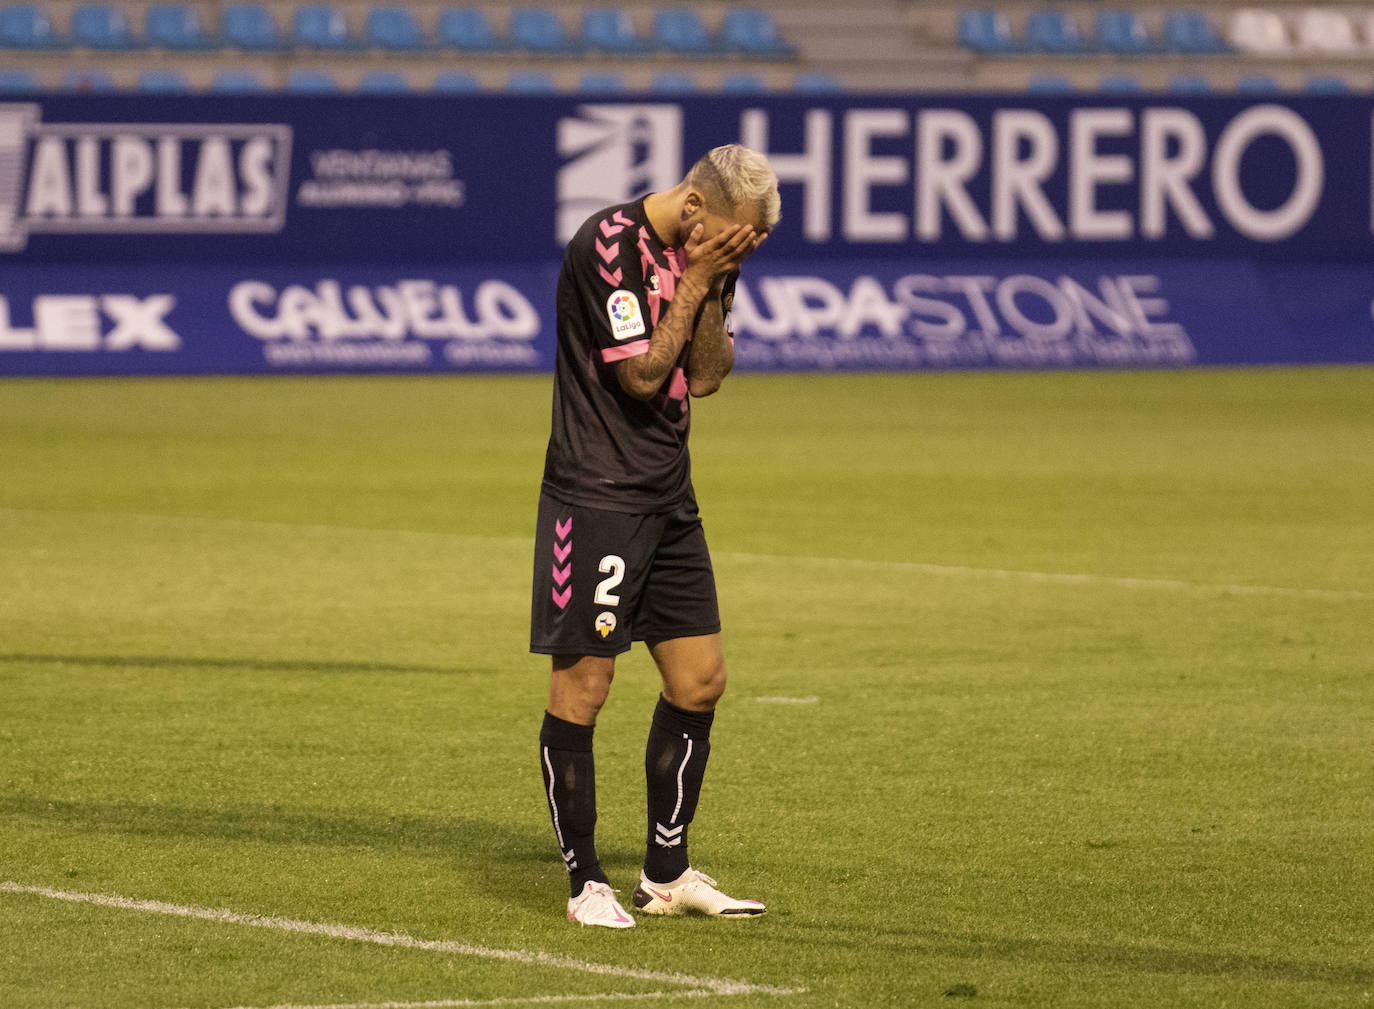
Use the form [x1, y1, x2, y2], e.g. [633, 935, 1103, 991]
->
[595, 612, 617, 638]
[646, 273, 661, 296]
[606, 290, 645, 340]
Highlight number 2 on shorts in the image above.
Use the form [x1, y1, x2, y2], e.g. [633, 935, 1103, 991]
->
[595, 554, 625, 605]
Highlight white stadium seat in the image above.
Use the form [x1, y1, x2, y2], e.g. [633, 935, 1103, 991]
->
[1295, 8, 1358, 54]
[1229, 8, 1291, 55]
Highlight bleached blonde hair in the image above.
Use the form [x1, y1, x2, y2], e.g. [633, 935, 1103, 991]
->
[686, 144, 782, 231]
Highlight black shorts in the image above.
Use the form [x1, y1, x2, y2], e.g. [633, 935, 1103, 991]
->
[529, 490, 721, 658]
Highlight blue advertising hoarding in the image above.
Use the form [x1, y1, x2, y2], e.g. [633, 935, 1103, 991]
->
[2, 93, 1372, 374]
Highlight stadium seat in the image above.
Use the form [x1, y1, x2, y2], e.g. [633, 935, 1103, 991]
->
[1229, 9, 1289, 55]
[793, 71, 842, 93]
[145, 4, 214, 49]
[580, 8, 648, 53]
[1304, 75, 1351, 94]
[720, 9, 795, 58]
[650, 69, 700, 92]
[287, 68, 339, 91]
[1095, 10, 1156, 54]
[1025, 10, 1091, 53]
[508, 8, 577, 53]
[137, 67, 191, 91]
[0, 67, 38, 88]
[365, 7, 425, 50]
[358, 69, 409, 92]
[1099, 72, 1143, 93]
[1168, 73, 1213, 94]
[578, 71, 626, 92]
[1161, 11, 1229, 54]
[957, 10, 1017, 53]
[0, 4, 60, 48]
[432, 70, 481, 91]
[211, 67, 267, 91]
[70, 4, 138, 49]
[220, 4, 280, 51]
[1235, 72, 1279, 94]
[293, 5, 353, 49]
[62, 66, 115, 90]
[506, 69, 555, 92]
[721, 71, 767, 93]
[1295, 9, 1358, 54]
[651, 9, 717, 54]
[436, 8, 502, 50]
[1027, 73, 1075, 93]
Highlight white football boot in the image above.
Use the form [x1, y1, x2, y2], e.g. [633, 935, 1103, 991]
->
[567, 881, 635, 928]
[631, 868, 766, 917]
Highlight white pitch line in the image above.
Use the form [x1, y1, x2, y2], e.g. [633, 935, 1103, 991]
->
[753, 697, 820, 705]
[202, 991, 715, 1009]
[0, 882, 803, 999]
[5, 505, 1370, 602]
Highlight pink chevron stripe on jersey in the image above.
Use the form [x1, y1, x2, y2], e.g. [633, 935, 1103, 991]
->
[552, 563, 571, 587]
[553, 540, 572, 563]
[555, 517, 572, 540]
[601, 339, 649, 363]
[613, 210, 633, 228]
[599, 215, 627, 238]
[667, 367, 688, 402]
[597, 264, 623, 287]
[595, 237, 617, 263]
[552, 585, 571, 609]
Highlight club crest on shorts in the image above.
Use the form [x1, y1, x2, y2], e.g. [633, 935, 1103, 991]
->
[595, 612, 617, 638]
[606, 290, 645, 340]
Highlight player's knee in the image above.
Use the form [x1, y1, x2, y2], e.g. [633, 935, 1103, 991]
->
[683, 654, 727, 710]
[550, 656, 615, 723]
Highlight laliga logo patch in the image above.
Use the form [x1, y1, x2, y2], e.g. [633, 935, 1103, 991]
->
[595, 612, 617, 638]
[606, 289, 645, 340]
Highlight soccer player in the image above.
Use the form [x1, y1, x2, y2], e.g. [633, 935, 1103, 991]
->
[530, 145, 780, 928]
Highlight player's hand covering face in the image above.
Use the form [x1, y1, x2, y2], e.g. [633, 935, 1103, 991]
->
[683, 218, 768, 286]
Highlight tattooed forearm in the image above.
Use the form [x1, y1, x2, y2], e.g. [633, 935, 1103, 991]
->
[616, 272, 710, 400]
[687, 290, 734, 397]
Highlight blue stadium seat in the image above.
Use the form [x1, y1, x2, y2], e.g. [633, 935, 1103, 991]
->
[70, 4, 137, 49]
[1095, 10, 1157, 54]
[211, 67, 266, 91]
[221, 4, 281, 50]
[137, 67, 191, 91]
[146, 4, 214, 49]
[579, 71, 626, 92]
[1169, 73, 1213, 94]
[1025, 10, 1090, 53]
[1162, 11, 1229, 54]
[1, 4, 60, 48]
[1235, 73, 1279, 94]
[580, 9, 648, 53]
[507, 69, 555, 92]
[1099, 72, 1143, 93]
[365, 7, 425, 50]
[651, 69, 700, 92]
[436, 8, 502, 50]
[1305, 75, 1350, 94]
[432, 70, 481, 91]
[359, 69, 409, 91]
[62, 66, 115, 90]
[721, 71, 767, 93]
[957, 10, 1017, 53]
[720, 9, 795, 58]
[287, 68, 339, 91]
[651, 9, 716, 54]
[1027, 73, 1075, 93]
[0, 67, 38, 88]
[509, 9, 577, 53]
[793, 71, 842, 93]
[293, 5, 353, 49]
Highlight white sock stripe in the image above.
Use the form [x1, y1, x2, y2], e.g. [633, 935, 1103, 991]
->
[669, 739, 692, 826]
[1, 882, 805, 997]
[541, 747, 566, 852]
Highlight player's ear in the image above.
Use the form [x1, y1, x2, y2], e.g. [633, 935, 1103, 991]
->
[681, 189, 705, 220]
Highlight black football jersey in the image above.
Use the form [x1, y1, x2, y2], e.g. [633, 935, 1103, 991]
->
[541, 197, 735, 513]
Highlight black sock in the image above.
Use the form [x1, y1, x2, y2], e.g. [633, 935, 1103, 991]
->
[643, 695, 714, 885]
[539, 711, 607, 899]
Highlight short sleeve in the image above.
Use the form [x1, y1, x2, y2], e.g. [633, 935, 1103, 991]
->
[575, 208, 651, 364]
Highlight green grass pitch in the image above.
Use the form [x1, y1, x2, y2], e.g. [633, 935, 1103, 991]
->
[1, 367, 1371, 1009]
